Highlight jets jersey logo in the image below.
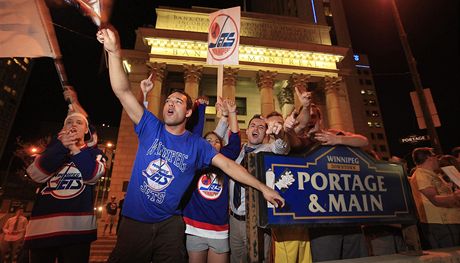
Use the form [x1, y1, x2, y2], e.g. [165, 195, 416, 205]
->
[197, 174, 222, 200]
[142, 158, 174, 191]
[208, 14, 239, 61]
[41, 164, 85, 199]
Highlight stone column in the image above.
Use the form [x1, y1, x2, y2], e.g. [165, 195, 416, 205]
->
[145, 62, 167, 117]
[277, 80, 294, 118]
[222, 67, 239, 100]
[183, 64, 203, 101]
[289, 73, 310, 109]
[324, 76, 345, 130]
[257, 70, 277, 117]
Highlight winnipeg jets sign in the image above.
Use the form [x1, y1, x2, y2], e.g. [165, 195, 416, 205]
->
[207, 6, 240, 65]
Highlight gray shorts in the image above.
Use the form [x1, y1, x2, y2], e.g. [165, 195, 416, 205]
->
[186, 234, 229, 253]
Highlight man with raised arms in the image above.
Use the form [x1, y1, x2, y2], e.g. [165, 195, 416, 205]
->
[97, 26, 284, 263]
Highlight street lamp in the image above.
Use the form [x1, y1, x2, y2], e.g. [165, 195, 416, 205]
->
[389, 0, 442, 153]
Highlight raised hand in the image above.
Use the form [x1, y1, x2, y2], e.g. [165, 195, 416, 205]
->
[224, 98, 236, 114]
[266, 120, 284, 139]
[216, 96, 228, 116]
[63, 86, 78, 104]
[140, 74, 154, 95]
[58, 128, 80, 152]
[295, 87, 312, 108]
[196, 95, 209, 106]
[96, 26, 121, 56]
[284, 109, 299, 132]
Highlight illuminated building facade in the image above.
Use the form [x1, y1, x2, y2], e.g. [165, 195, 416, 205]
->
[250, 0, 390, 159]
[108, 0, 390, 198]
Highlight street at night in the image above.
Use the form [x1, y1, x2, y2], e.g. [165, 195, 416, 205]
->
[0, 0, 459, 262]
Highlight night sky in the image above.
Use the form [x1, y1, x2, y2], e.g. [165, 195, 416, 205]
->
[2, 0, 459, 167]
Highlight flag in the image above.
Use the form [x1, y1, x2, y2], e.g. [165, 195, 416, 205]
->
[0, 0, 61, 58]
[64, 0, 102, 26]
[207, 6, 240, 65]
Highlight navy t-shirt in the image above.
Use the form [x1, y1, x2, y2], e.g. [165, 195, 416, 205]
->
[122, 110, 218, 223]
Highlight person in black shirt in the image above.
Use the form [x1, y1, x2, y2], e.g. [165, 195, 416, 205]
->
[104, 196, 118, 235]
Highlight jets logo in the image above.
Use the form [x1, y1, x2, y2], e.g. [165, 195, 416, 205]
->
[142, 158, 174, 191]
[208, 14, 239, 61]
[41, 164, 85, 199]
[197, 174, 222, 200]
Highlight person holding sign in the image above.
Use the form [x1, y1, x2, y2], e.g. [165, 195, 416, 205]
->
[229, 114, 289, 263]
[409, 147, 460, 249]
[282, 86, 369, 261]
[97, 25, 284, 263]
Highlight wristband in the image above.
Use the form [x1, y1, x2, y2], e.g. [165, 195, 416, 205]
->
[222, 114, 229, 117]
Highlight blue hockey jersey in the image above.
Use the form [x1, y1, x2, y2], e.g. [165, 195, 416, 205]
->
[24, 138, 105, 248]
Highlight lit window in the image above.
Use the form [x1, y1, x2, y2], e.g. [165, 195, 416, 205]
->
[374, 122, 381, 128]
[371, 111, 379, 117]
[368, 100, 376, 105]
[366, 90, 374, 95]
[367, 121, 373, 127]
[360, 89, 366, 95]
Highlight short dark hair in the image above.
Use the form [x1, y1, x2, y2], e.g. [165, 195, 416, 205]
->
[248, 114, 267, 128]
[203, 131, 223, 146]
[452, 147, 460, 158]
[265, 111, 283, 119]
[412, 147, 435, 165]
[168, 89, 193, 110]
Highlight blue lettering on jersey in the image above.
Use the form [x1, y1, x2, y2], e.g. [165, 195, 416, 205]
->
[41, 164, 85, 199]
[146, 139, 188, 172]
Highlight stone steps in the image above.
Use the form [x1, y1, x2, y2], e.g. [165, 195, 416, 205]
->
[89, 235, 117, 263]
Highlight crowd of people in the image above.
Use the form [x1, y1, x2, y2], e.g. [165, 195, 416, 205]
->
[1, 24, 459, 263]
